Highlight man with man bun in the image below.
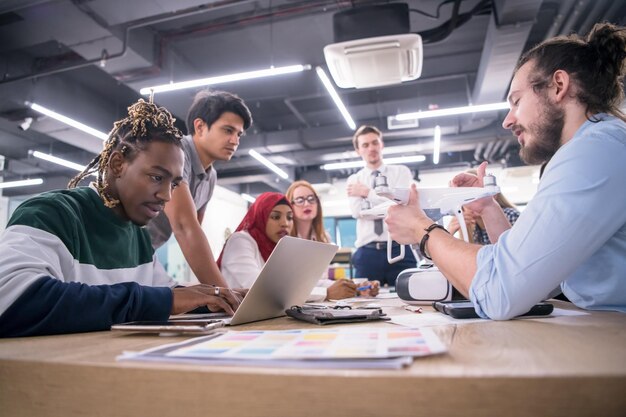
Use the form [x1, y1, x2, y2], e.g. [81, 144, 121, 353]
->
[386, 22, 626, 319]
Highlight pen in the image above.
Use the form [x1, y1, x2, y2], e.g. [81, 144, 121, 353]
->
[357, 285, 372, 291]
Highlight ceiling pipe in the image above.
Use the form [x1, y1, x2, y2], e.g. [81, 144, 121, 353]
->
[0, 24, 131, 86]
[544, 0, 577, 39]
[111, 0, 354, 83]
[0, 0, 260, 85]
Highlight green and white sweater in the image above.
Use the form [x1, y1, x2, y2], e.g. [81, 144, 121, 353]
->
[0, 186, 175, 337]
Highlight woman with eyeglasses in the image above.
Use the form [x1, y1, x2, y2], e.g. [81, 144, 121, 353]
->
[286, 181, 379, 299]
[286, 180, 329, 242]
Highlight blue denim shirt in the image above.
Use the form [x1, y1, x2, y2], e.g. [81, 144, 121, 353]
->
[470, 114, 626, 319]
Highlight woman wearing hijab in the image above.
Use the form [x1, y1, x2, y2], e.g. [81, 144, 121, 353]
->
[218, 192, 361, 301]
[218, 193, 291, 289]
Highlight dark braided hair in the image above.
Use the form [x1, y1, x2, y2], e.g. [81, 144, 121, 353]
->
[516, 22, 626, 122]
[68, 99, 183, 208]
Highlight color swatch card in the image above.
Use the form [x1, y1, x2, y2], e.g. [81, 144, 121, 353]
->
[161, 328, 446, 360]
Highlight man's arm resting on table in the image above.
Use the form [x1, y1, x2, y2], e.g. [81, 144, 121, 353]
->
[164, 182, 227, 287]
[0, 277, 171, 337]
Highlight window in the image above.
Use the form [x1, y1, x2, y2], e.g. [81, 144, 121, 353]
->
[323, 216, 357, 248]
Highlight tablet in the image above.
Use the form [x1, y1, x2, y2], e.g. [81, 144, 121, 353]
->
[111, 320, 225, 335]
[432, 300, 554, 319]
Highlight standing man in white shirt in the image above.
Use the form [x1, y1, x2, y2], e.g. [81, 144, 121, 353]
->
[346, 125, 417, 286]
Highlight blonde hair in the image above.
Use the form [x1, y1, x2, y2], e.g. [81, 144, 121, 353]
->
[352, 125, 382, 150]
[285, 180, 329, 243]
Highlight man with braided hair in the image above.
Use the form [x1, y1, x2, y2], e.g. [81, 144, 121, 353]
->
[386, 22, 626, 319]
[147, 89, 252, 287]
[0, 99, 240, 337]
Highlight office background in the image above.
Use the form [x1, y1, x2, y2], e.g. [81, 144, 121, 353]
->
[0, 0, 623, 280]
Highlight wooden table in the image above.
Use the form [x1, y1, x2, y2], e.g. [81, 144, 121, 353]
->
[1, 300, 625, 417]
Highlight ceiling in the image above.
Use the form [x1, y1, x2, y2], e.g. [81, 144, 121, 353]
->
[0, 0, 624, 197]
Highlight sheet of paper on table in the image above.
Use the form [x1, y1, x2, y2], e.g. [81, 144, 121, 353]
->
[118, 327, 447, 369]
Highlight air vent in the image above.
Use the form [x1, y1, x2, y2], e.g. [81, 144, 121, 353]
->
[387, 115, 419, 130]
[324, 33, 423, 89]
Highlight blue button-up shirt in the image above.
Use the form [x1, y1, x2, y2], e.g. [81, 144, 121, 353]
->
[470, 114, 626, 319]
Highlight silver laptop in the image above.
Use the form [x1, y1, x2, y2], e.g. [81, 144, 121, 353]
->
[112, 238, 337, 334]
[223, 236, 338, 325]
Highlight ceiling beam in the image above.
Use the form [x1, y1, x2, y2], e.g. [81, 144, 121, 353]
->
[471, 0, 543, 105]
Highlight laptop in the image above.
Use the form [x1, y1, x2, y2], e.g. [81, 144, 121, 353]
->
[113, 237, 338, 333]
[166, 236, 338, 326]
[225, 236, 338, 325]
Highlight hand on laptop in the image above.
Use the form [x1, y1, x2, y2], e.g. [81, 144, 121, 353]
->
[232, 288, 249, 300]
[171, 285, 241, 315]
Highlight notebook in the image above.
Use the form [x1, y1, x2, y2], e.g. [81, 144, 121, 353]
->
[179, 236, 338, 326]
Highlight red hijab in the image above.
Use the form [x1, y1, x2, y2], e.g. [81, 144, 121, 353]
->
[217, 192, 292, 267]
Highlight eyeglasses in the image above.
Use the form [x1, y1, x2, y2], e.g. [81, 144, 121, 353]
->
[291, 195, 317, 206]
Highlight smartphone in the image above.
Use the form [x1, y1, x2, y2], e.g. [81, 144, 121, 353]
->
[111, 320, 225, 334]
[432, 300, 554, 319]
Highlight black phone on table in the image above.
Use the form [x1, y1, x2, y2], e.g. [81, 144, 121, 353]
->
[432, 300, 554, 319]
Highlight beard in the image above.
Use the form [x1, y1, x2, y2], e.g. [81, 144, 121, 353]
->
[517, 95, 565, 165]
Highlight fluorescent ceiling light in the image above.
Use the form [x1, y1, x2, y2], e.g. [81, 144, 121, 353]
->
[321, 155, 426, 170]
[248, 149, 289, 180]
[381, 155, 426, 165]
[28, 102, 109, 141]
[0, 178, 44, 189]
[319, 144, 426, 163]
[315, 66, 356, 130]
[140, 64, 311, 95]
[395, 102, 510, 121]
[32, 151, 85, 171]
[433, 125, 441, 165]
[241, 193, 256, 203]
[31, 151, 98, 177]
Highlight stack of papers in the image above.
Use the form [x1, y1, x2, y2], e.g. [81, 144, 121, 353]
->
[118, 328, 447, 369]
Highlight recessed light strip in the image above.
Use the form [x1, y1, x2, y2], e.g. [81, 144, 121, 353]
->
[315, 66, 356, 130]
[395, 102, 510, 121]
[140, 64, 312, 95]
[31, 151, 98, 177]
[0, 178, 44, 189]
[433, 125, 441, 165]
[321, 155, 426, 170]
[28, 102, 109, 141]
[248, 149, 289, 179]
[32, 151, 86, 171]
